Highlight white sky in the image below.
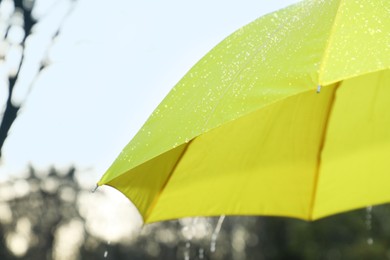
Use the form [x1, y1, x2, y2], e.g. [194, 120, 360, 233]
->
[1, 0, 300, 185]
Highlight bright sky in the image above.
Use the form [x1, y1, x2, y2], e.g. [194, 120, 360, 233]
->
[1, 0, 300, 185]
[0, 0, 304, 247]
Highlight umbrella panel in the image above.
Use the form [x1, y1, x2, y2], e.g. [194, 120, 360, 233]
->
[107, 70, 390, 223]
[315, 69, 390, 219]
[144, 83, 336, 222]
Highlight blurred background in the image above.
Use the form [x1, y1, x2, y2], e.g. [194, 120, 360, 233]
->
[1, 0, 390, 259]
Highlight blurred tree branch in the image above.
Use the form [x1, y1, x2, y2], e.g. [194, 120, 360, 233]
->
[0, 0, 77, 158]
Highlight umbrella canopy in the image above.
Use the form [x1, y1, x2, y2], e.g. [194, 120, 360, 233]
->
[98, 0, 390, 223]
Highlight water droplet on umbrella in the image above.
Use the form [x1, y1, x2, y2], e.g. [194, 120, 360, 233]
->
[210, 215, 225, 253]
[316, 85, 321, 94]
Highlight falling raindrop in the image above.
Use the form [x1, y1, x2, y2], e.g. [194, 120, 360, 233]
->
[91, 184, 98, 193]
[366, 206, 372, 230]
[182, 218, 198, 260]
[366, 206, 373, 245]
[210, 215, 225, 253]
[184, 241, 191, 260]
[104, 250, 108, 258]
[198, 248, 205, 259]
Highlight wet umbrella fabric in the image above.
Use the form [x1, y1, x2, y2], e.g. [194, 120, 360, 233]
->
[98, 0, 390, 223]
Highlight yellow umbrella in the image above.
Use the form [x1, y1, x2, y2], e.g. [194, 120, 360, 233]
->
[98, 0, 390, 223]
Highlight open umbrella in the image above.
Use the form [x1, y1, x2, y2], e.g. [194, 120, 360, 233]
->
[98, 0, 390, 223]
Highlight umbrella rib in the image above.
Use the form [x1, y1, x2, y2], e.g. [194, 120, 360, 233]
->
[318, 0, 345, 84]
[144, 140, 193, 222]
[309, 82, 341, 220]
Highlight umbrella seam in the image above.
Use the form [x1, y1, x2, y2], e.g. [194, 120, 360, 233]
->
[309, 81, 341, 220]
[144, 140, 193, 222]
[318, 0, 345, 85]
